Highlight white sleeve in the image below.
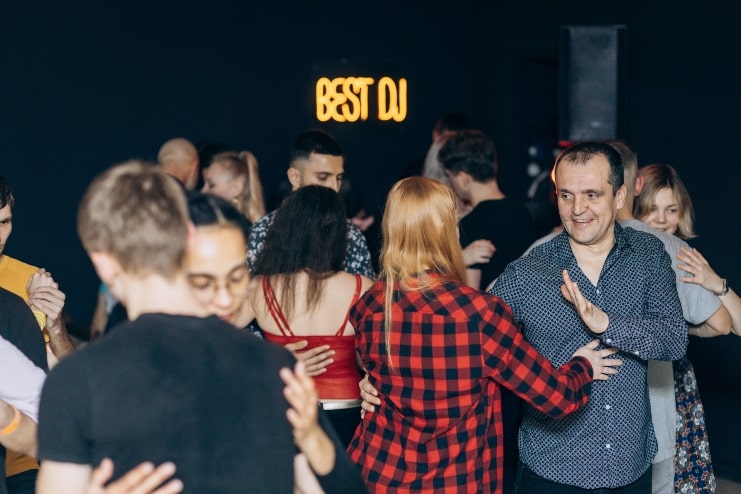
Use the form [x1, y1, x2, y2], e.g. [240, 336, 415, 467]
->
[0, 334, 46, 422]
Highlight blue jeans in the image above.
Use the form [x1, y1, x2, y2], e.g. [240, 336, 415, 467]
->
[514, 462, 651, 494]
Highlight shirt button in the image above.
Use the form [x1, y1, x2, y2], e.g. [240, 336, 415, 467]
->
[596, 289, 601, 295]
[633, 351, 640, 356]
[606, 338, 612, 344]
[606, 444, 611, 449]
[605, 404, 611, 410]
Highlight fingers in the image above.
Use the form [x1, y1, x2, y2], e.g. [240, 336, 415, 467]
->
[284, 340, 308, 353]
[358, 374, 381, 411]
[284, 342, 335, 376]
[105, 461, 182, 494]
[561, 270, 586, 310]
[281, 362, 319, 444]
[88, 458, 115, 491]
[27, 287, 65, 322]
[127, 463, 181, 494]
[281, 362, 318, 415]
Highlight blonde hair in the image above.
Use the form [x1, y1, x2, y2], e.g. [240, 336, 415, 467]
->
[77, 161, 189, 279]
[209, 151, 266, 223]
[380, 177, 467, 366]
[634, 163, 696, 240]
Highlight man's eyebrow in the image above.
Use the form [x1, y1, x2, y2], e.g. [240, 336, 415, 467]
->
[557, 187, 603, 195]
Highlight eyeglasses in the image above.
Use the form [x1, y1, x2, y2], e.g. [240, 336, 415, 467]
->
[187, 264, 249, 299]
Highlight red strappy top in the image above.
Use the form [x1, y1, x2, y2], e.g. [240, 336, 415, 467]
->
[262, 274, 363, 400]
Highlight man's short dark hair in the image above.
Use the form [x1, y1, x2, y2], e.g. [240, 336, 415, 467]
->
[553, 141, 625, 194]
[289, 130, 343, 168]
[438, 129, 498, 182]
[0, 176, 14, 210]
[434, 112, 469, 133]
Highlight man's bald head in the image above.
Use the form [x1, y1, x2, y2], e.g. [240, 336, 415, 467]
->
[158, 137, 199, 189]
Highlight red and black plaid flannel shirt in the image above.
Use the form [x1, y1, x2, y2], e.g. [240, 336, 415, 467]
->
[348, 272, 593, 493]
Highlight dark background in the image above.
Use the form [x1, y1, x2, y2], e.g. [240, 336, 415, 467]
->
[1, 1, 739, 480]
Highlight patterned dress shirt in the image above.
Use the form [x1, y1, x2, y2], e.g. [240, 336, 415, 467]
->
[348, 272, 594, 493]
[489, 224, 687, 489]
[247, 210, 375, 279]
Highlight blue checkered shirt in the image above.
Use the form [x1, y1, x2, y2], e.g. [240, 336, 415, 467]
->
[489, 224, 687, 489]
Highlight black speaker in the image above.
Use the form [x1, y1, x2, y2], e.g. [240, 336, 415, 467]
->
[558, 25, 628, 144]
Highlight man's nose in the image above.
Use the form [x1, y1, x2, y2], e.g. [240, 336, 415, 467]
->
[573, 195, 588, 215]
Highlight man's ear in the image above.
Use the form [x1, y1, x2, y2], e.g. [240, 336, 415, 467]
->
[615, 183, 628, 210]
[286, 167, 301, 191]
[88, 251, 121, 286]
[633, 174, 644, 197]
[459, 171, 473, 187]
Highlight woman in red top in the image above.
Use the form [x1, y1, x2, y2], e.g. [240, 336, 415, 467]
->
[348, 176, 620, 493]
[250, 185, 373, 446]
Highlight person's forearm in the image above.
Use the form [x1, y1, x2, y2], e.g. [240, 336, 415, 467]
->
[0, 403, 37, 457]
[720, 287, 741, 337]
[297, 427, 335, 476]
[48, 320, 76, 360]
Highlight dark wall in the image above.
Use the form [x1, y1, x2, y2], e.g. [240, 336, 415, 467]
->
[1, 0, 739, 478]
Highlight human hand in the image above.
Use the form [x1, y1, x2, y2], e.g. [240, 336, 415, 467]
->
[462, 240, 496, 267]
[27, 268, 56, 292]
[280, 362, 320, 448]
[284, 341, 335, 377]
[560, 270, 609, 334]
[677, 246, 725, 294]
[27, 269, 66, 328]
[86, 458, 183, 494]
[28, 286, 66, 328]
[358, 373, 380, 418]
[350, 212, 375, 232]
[281, 361, 336, 477]
[572, 339, 622, 381]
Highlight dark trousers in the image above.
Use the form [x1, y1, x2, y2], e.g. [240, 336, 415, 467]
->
[6, 469, 38, 494]
[514, 462, 651, 494]
[324, 407, 361, 448]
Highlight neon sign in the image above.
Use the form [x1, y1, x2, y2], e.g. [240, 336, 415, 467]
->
[316, 76, 407, 123]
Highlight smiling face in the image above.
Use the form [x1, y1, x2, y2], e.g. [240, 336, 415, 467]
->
[556, 154, 626, 249]
[639, 186, 680, 236]
[185, 226, 249, 325]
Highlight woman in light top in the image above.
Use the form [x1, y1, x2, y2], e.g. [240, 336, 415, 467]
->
[635, 163, 740, 493]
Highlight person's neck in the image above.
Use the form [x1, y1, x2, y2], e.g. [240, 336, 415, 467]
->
[468, 180, 505, 208]
[616, 196, 635, 221]
[118, 273, 209, 321]
[568, 228, 617, 285]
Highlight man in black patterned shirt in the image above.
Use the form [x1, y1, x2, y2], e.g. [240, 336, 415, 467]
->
[248, 130, 375, 279]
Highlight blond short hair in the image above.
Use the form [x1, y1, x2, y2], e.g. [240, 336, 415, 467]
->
[77, 160, 189, 279]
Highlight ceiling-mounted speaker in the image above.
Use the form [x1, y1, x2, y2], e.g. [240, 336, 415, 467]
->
[559, 25, 628, 144]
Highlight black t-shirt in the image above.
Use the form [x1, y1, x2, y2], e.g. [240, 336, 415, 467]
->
[459, 198, 537, 289]
[39, 313, 300, 493]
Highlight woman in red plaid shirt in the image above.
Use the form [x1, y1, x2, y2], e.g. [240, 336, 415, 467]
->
[347, 176, 621, 493]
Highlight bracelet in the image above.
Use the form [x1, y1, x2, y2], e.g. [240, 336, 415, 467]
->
[713, 278, 729, 297]
[0, 404, 20, 435]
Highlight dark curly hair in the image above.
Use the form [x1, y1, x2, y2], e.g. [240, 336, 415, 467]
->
[252, 185, 347, 319]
